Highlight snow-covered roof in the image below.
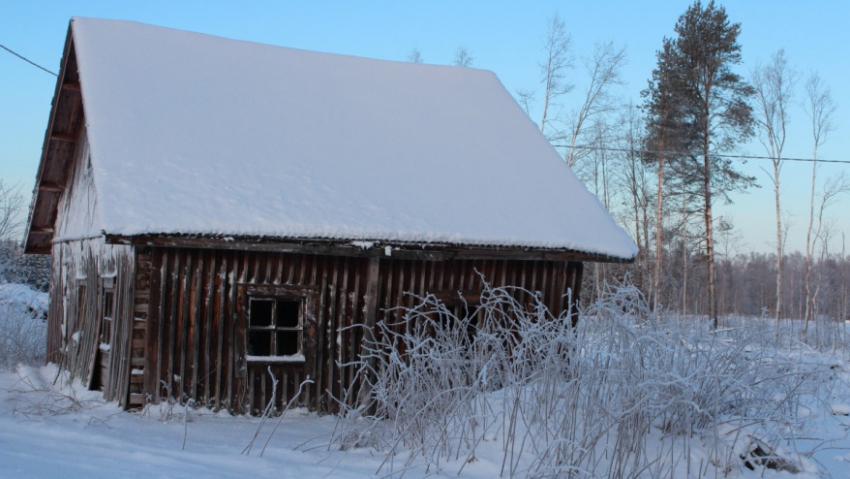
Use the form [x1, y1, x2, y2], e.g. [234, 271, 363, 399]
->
[44, 17, 637, 260]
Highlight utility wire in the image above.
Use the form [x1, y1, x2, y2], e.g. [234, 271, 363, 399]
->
[0, 43, 57, 77]
[553, 145, 850, 165]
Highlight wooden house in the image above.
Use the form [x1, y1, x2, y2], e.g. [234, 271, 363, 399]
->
[24, 18, 637, 414]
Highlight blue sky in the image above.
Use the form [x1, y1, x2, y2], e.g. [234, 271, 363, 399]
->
[2, 1, 848, 254]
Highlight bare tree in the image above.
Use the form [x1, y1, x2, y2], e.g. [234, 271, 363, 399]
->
[618, 107, 652, 293]
[564, 41, 627, 167]
[537, 12, 574, 137]
[803, 73, 837, 330]
[407, 48, 424, 63]
[0, 179, 25, 241]
[804, 172, 849, 335]
[752, 49, 797, 329]
[452, 47, 474, 68]
[515, 88, 535, 116]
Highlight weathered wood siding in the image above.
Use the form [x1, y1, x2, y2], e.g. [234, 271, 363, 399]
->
[47, 239, 136, 406]
[44, 120, 139, 408]
[145, 246, 583, 414]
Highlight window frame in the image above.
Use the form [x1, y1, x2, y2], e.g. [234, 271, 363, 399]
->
[237, 284, 317, 368]
[247, 296, 304, 358]
[100, 277, 116, 350]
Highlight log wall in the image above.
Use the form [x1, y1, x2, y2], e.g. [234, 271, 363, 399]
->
[144, 246, 583, 414]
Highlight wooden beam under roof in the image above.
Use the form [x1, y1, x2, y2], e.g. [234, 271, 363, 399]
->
[104, 233, 635, 264]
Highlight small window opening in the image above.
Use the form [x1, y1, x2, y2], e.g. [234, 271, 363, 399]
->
[101, 289, 114, 346]
[248, 298, 302, 357]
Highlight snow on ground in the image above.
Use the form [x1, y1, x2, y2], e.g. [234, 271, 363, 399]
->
[0, 361, 848, 478]
[1, 282, 849, 478]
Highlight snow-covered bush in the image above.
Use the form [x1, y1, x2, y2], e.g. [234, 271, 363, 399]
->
[0, 283, 48, 369]
[0, 240, 50, 292]
[332, 280, 829, 478]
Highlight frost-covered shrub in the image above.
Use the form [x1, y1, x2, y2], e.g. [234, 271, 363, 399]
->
[332, 280, 827, 478]
[0, 283, 48, 368]
[0, 241, 50, 292]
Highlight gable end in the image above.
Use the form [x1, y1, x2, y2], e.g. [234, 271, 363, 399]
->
[25, 23, 86, 253]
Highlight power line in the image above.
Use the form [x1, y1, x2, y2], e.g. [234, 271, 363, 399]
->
[0, 43, 57, 77]
[553, 145, 850, 165]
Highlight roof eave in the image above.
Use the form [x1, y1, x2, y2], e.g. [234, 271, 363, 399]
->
[104, 233, 636, 264]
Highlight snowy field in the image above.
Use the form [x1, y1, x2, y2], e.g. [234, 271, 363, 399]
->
[1, 282, 849, 478]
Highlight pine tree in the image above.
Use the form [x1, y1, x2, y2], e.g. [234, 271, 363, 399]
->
[646, 1, 755, 326]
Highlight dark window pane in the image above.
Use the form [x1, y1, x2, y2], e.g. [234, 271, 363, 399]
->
[277, 300, 300, 328]
[103, 291, 114, 320]
[249, 331, 271, 356]
[276, 331, 300, 356]
[250, 299, 273, 327]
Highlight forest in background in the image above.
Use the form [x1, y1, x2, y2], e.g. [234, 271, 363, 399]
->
[1, 1, 848, 329]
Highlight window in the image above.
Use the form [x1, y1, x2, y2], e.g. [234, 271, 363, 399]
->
[247, 297, 303, 358]
[100, 288, 114, 347]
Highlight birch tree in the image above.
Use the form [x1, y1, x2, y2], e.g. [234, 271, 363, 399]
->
[565, 41, 627, 167]
[619, 107, 652, 293]
[803, 73, 837, 329]
[752, 49, 797, 328]
[538, 12, 574, 138]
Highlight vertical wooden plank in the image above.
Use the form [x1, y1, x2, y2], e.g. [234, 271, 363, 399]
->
[435, 260, 445, 291]
[145, 248, 165, 401]
[570, 262, 584, 328]
[166, 251, 180, 401]
[297, 253, 308, 285]
[286, 254, 297, 284]
[418, 261, 428, 297]
[228, 252, 244, 412]
[345, 259, 362, 400]
[203, 252, 216, 407]
[394, 260, 405, 319]
[554, 262, 567, 318]
[248, 368, 256, 415]
[179, 253, 193, 401]
[498, 259, 507, 288]
[313, 257, 329, 410]
[457, 259, 468, 292]
[445, 259, 456, 292]
[538, 261, 550, 313]
[357, 257, 381, 407]
[214, 254, 227, 411]
[382, 259, 395, 323]
[190, 252, 204, 402]
[326, 258, 340, 409]
[334, 257, 349, 404]
[274, 254, 285, 285]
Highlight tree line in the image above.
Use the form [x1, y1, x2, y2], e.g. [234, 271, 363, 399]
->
[1, 2, 847, 327]
[492, 1, 847, 325]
